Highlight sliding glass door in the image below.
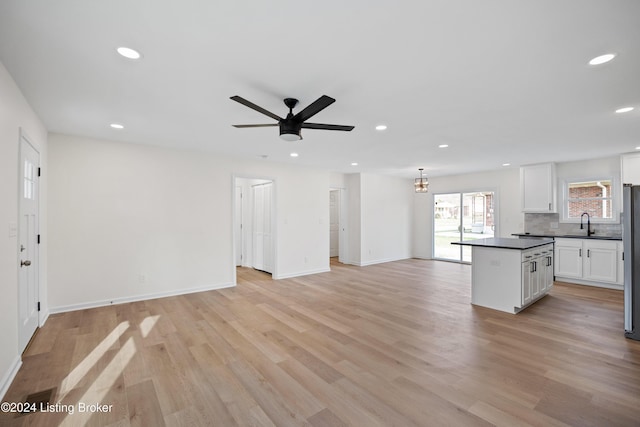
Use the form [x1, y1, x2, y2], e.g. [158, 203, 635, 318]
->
[433, 191, 495, 262]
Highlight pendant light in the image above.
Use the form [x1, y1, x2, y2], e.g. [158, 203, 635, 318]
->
[414, 168, 429, 193]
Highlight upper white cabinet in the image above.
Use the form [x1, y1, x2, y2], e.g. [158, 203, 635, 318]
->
[520, 163, 557, 213]
[621, 152, 640, 185]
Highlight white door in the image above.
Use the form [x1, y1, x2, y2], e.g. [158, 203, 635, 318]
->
[252, 182, 273, 273]
[19, 135, 40, 353]
[329, 190, 339, 257]
[235, 186, 242, 266]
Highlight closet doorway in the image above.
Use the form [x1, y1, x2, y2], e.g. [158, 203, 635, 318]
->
[329, 187, 348, 264]
[234, 177, 275, 276]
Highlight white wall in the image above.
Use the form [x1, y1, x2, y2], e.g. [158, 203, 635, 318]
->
[0, 62, 48, 398]
[345, 173, 361, 265]
[344, 173, 413, 266]
[360, 174, 413, 265]
[413, 168, 522, 259]
[48, 134, 330, 310]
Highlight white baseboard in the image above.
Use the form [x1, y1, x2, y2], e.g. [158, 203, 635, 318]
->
[554, 276, 623, 290]
[49, 282, 235, 314]
[274, 267, 331, 280]
[0, 356, 22, 401]
[354, 256, 411, 267]
[39, 309, 50, 327]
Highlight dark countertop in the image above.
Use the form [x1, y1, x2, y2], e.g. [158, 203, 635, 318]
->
[512, 233, 622, 241]
[451, 237, 554, 250]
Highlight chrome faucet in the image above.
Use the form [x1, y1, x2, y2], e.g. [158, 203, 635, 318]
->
[580, 212, 593, 236]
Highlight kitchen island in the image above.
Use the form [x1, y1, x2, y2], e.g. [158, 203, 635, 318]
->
[452, 238, 554, 313]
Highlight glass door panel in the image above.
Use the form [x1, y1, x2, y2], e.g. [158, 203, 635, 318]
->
[434, 191, 495, 263]
[433, 193, 462, 261]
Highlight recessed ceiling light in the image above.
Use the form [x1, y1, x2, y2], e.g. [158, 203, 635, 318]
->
[589, 53, 616, 66]
[351, 162, 358, 166]
[636, 146, 640, 150]
[117, 46, 142, 59]
[290, 152, 299, 157]
[110, 123, 124, 129]
[375, 125, 387, 131]
[616, 107, 634, 113]
[502, 163, 511, 166]
[438, 144, 449, 148]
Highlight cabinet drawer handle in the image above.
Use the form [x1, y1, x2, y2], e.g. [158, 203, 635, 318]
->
[587, 249, 590, 258]
[549, 203, 552, 211]
[579, 249, 582, 257]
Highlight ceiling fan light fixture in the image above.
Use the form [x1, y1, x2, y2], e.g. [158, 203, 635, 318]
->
[280, 132, 301, 141]
[231, 95, 354, 140]
[414, 168, 429, 193]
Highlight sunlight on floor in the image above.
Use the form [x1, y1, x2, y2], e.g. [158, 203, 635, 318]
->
[60, 338, 136, 426]
[140, 315, 160, 338]
[56, 314, 161, 425]
[59, 321, 130, 397]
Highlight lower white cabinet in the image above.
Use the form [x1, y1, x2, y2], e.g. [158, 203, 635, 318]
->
[470, 242, 554, 314]
[554, 238, 623, 287]
[522, 246, 554, 306]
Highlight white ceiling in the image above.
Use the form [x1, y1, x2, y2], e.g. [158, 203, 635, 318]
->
[1, 0, 639, 178]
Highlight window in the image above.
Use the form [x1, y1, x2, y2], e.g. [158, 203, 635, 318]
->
[561, 178, 618, 223]
[23, 160, 35, 200]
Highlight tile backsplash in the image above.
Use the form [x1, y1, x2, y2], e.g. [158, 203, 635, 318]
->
[524, 213, 622, 237]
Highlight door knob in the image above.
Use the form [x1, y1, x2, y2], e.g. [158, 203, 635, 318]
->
[21, 260, 31, 267]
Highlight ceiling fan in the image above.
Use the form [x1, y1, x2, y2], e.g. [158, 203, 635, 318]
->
[230, 95, 354, 141]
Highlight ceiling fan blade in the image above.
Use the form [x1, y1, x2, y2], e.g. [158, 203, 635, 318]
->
[230, 96, 282, 121]
[232, 124, 278, 128]
[301, 123, 355, 131]
[293, 95, 335, 122]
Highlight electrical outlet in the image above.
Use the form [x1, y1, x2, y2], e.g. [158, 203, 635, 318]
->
[138, 274, 147, 284]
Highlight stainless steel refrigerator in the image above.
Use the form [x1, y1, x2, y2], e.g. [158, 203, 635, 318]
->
[623, 184, 640, 340]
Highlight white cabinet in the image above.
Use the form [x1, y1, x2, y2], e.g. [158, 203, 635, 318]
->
[583, 240, 618, 283]
[470, 242, 554, 314]
[522, 245, 554, 306]
[554, 238, 623, 288]
[542, 248, 554, 293]
[621, 152, 640, 185]
[520, 163, 557, 213]
[554, 239, 583, 278]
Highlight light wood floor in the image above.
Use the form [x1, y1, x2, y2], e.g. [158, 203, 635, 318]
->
[2, 259, 640, 426]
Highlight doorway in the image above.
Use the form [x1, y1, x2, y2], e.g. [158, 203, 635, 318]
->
[233, 177, 275, 277]
[433, 191, 495, 263]
[329, 189, 340, 258]
[18, 130, 40, 353]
